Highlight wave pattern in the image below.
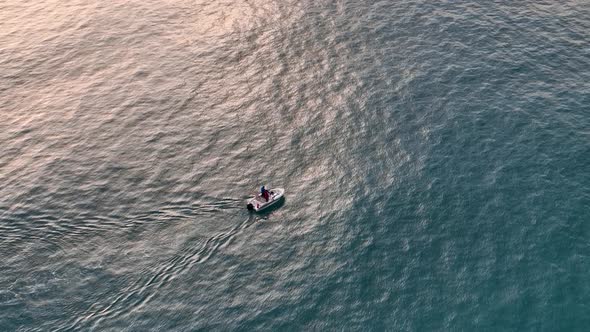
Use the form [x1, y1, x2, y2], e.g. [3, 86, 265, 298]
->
[58, 215, 257, 331]
[1, 0, 589, 330]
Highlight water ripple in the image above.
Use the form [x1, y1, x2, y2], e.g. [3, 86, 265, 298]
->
[1, 0, 589, 330]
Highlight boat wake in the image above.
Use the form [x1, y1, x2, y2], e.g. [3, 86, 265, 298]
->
[62, 214, 258, 331]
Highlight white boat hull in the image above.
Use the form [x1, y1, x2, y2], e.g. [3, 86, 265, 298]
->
[247, 188, 284, 212]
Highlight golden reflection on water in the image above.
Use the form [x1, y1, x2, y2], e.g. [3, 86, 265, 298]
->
[189, 0, 283, 37]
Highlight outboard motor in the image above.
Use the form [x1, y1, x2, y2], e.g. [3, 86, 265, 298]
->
[246, 203, 254, 211]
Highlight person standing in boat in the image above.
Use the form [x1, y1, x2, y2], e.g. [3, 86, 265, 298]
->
[260, 186, 270, 202]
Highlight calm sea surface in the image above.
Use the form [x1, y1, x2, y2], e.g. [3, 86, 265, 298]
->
[1, 0, 589, 330]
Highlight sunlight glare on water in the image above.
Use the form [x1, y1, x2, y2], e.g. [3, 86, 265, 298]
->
[1, 0, 589, 330]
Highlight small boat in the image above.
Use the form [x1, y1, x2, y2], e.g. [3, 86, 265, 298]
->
[247, 188, 285, 212]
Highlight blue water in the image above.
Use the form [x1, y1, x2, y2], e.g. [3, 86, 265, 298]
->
[1, 0, 589, 330]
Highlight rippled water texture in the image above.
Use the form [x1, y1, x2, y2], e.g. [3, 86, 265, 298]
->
[1, 0, 589, 330]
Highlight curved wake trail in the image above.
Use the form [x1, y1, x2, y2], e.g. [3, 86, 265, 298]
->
[62, 214, 257, 331]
